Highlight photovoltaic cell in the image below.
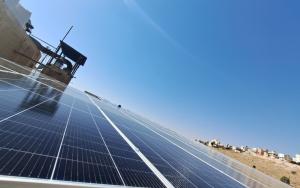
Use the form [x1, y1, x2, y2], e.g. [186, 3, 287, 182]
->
[0, 58, 290, 188]
[92, 110, 166, 187]
[52, 103, 124, 185]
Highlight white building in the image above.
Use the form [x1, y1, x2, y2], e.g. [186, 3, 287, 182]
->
[278, 153, 285, 160]
[292, 154, 300, 164]
[278, 153, 292, 162]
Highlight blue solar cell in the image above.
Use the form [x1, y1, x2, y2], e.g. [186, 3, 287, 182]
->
[0, 148, 55, 179]
[92, 112, 166, 187]
[51, 106, 124, 185]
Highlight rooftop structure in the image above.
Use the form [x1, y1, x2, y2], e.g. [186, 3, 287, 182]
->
[0, 1, 87, 84]
[39, 39, 87, 84]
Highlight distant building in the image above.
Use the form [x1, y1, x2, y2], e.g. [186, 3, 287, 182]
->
[268, 151, 278, 158]
[208, 139, 220, 147]
[278, 153, 285, 160]
[256, 148, 265, 155]
[292, 154, 300, 164]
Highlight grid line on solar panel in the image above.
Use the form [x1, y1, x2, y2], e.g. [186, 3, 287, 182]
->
[0, 130, 39, 144]
[51, 103, 124, 185]
[50, 97, 75, 180]
[0, 79, 50, 90]
[0, 146, 56, 159]
[0, 95, 68, 178]
[60, 142, 110, 166]
[95, 116, 177, 159]
[54, 155, 118, 169]
[17, 106, 104, 128]
[0, 72, 114, 122]
[85, 102, 126, 185]
[0, 94, 67, 181]
[89, 97, 170, 188]
[62, 138, 107, 153]
[0, 123, 62, 156]
[0, 83, 111, 125]
[64, 135, 107, 150]
[0, 95, 102, 126]
[0, 95, 61, 123]
[0, 100, 70, 125]
[0, 91, 47, 112]
[0, 148, 56, 179]
[12, 115, 66, 131]
[0, 80, 60, 98]
[57, 160, 128, 185]
[3, 119, 62, 135]
[105, 117, 213, 188]
[0, 71, 72, 101]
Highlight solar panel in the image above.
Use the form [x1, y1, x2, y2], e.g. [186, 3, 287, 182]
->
[0, 57, 291, 188]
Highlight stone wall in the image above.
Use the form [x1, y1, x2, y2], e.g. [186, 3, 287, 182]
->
[0, 0, 40, 68]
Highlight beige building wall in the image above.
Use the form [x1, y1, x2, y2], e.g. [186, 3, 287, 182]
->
[0, 0, 41, 68]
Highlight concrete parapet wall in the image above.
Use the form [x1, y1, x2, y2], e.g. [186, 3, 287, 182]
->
[0, 0, 40, 68]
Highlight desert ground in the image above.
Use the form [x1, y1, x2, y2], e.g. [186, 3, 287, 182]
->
[215, 148, 300, 188]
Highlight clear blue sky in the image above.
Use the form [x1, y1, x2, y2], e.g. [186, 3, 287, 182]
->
[21, 0, 300, 155]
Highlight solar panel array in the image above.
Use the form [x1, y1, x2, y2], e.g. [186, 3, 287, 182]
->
[0, 58, 291, 188]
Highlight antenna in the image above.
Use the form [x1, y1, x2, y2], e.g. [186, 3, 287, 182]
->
[47, 26, 74, 65]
